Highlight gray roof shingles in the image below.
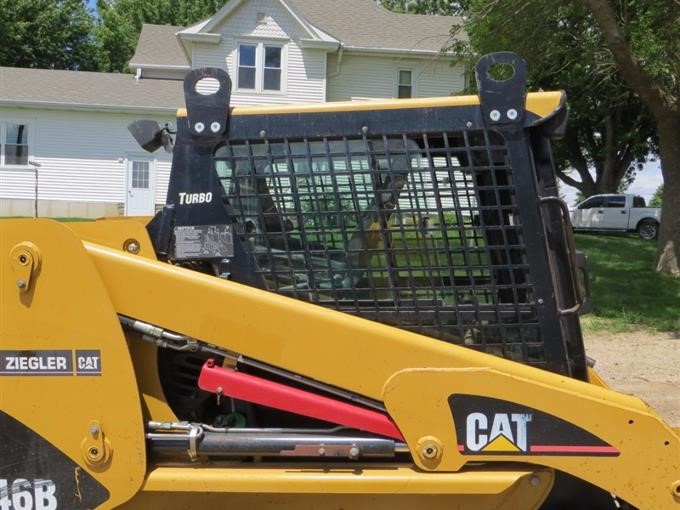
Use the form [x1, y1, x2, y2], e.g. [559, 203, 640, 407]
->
[0, 67, 184, 111]
[286, 0, 463, 53]
[129, 24, 189, 67]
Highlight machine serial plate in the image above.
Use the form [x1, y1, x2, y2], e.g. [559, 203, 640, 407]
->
[173, 224, 234, 260]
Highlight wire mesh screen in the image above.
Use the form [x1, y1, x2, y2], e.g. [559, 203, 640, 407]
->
[214, 131, 547, 367]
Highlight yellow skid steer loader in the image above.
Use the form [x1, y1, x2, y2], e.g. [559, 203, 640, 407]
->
[1, 52, 678, 509]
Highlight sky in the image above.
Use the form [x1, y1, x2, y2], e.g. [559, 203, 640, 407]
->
[561, 160, 664, 206]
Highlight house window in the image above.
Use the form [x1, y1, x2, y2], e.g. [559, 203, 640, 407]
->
[131, 161, 150, 189]
[238, 43, 257, 90]
[236, 42, 285, 93]
[263, 46, 282, 91]
[398, 70, 413, 98]
[1, 121, 31, 166]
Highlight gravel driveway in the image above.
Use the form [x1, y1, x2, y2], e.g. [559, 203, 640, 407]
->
[584, 331, 680, 427]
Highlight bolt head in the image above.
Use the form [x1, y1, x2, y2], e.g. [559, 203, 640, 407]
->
[89, 424, 100, 435]
[530, 475, 541, 487]
[361, 126, 369, 135]
[507, 108, 518, 120]
[194, 122, 205, 133]
[210, 122, 221, 133]
[259, 130, 267, 138]
[16, 279, 27, 289]
[318, 447, 326, 456]
[88, 447, 99, 458]
[466, 121, 473, 128]
[421, 443, 439, 459]
[348, 446, 360, 459]
[490, 110, 501, 121]
[124, 239, 141, 254]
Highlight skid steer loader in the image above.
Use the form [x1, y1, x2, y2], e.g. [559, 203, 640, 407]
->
[1, 52, 678, 509]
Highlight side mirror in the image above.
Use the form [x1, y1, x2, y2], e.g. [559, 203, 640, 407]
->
[128, 119, 174, 153]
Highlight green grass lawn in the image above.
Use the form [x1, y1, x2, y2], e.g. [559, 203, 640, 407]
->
[575, 234, 680, 333]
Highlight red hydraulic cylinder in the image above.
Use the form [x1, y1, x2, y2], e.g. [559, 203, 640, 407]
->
[197, 359, 404, 441]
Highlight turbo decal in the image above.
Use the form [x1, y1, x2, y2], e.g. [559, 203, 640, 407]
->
[450, 394, 619, 456]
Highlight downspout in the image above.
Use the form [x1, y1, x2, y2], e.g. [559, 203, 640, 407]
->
[327, 45, 344, 79]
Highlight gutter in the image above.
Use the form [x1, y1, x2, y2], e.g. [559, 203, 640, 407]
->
[0, 100, 178, 115]
[342, 46, 457, 58]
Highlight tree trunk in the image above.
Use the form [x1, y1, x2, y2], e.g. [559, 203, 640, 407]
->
[655, 114, 680, 276]
[581, 0, 678, 275]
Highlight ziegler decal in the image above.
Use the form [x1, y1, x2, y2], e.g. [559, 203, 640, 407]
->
[450, 394, 619, 456]
[0, 479, 58, 510]
[0, 351, 101, 377]
[178, 191, 213, 205]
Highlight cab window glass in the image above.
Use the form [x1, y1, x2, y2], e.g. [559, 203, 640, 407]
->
[605, 196, 625, 208]
[578, 196, 604, 209]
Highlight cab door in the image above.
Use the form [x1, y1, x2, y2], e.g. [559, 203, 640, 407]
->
[601, 195, 629, 229]
[574, 196, 605, 229]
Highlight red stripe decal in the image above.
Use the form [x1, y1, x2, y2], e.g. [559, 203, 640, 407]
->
[529, 445, 619, 454]
[198, 360, 404, 440]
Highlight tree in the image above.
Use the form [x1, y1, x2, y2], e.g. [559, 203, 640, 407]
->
[96, 0, 228, 72]
[379, 0, 460, 14]
[0, 0, 97, 70]
[458, 1, 656, 199]
[649, 184, 663, 208]
[580, 0, 679, 275]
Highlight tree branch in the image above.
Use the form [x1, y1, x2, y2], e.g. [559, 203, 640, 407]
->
[579, 0, 672, 119]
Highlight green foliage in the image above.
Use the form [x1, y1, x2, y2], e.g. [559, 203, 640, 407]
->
[0, 0, 98, 70]
[576, 234, 680, 332]
[379, 0, 461, 14]
[649, 184, 664, 207]
[460, 1, 656, 196]
[96, 0, 227, 72]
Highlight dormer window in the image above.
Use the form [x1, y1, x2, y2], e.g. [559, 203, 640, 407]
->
[236, 42, 285, 93]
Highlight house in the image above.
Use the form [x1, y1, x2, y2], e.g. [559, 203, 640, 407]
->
[0, 0, 465, 218]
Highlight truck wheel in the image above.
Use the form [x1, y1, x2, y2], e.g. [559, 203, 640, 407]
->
[637, 220, 658, 240]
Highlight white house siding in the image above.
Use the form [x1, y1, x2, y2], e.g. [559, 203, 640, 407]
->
[191, 0, 327, 105]
[327, 53, 464, 101]
[0, 107, 173, 217]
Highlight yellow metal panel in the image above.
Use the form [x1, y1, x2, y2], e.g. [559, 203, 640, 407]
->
[120, 488, 548, 510]
[176, 91, 564, 120]
[139, 464, 552, 494]
[80, 238, 680, 508]
[66, 218, 157, 259]
[0, 220, 146, 509]
[82, 240, 645, 408]
[384, 368, 680, 510]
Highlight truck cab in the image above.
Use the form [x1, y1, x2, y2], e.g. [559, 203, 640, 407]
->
[570, 193, 661, 239]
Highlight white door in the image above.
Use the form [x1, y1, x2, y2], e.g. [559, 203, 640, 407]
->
[601, 195, 629, 229]
[126, 158, 155, 216]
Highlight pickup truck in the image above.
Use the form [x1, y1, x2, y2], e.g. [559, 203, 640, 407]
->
[569, 194, 661, 239]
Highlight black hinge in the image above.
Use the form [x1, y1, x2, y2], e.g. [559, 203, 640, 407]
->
[183, 68, 231, 140]
[475, 52, 528, 127]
